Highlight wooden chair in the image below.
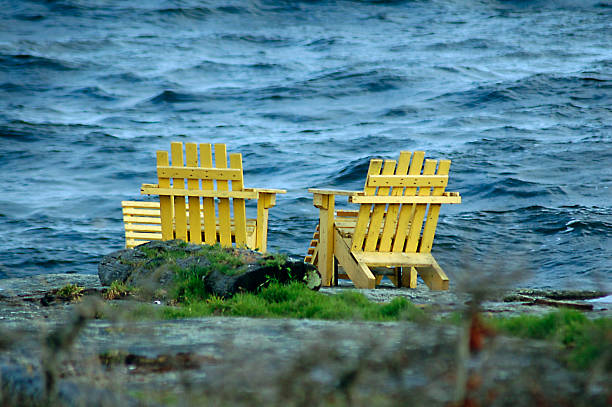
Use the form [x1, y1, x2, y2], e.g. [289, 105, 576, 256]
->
[305, 151, 461, 290]
[122, 142, 285, 251]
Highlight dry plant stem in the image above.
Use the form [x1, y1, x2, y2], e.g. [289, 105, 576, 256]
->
[42, 298, 101, 403]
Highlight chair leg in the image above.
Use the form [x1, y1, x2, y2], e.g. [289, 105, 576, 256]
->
[416, 258, 449, 290]
[401, 266, 418, 288]
[333, 228, 375, 289]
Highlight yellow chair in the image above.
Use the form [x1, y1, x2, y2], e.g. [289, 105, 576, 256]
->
[122, 142, 285, 251]
[305, 151, 460, 290]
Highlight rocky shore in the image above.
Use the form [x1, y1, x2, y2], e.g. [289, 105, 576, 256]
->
[1, 272, 610, 406]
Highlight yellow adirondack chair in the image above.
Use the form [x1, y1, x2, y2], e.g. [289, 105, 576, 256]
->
[122, 142, 285, 251]
[305, 151, 461, 290]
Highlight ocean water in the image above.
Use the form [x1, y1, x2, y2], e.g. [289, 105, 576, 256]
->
[0, 0, 610, 289]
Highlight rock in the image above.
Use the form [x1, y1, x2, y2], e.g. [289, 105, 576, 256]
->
[97, 240, 321, 300]
[205, 259, 321, 298]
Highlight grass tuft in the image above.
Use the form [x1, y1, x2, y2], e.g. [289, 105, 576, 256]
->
[56, 283, 84, 301]
[492, 309, 612, 371]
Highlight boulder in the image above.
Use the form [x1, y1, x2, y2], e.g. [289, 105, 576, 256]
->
[98, 240, 321, 300]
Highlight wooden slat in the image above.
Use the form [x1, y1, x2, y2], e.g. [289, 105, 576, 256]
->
[126, 231, 163, 240]
[404, 159, 437, 253]
[317, 195, 335, 286]
[353, 252, 436, 267]
[185, 143, 202, 244]
[141, 186, 258, 199]
[379, 151, 411, 252]
[123, 216, 161, 224]
[349, 194, 461, 204]
[392, 151, 425, 252]
[367, 175, 448, 187]
[200, 143, 217, 245]
[171, 142, 188, 241]
[419, 160, 450, 253]
[245, 187, 287, 194]
[307, 188, 360, 196]
[124, 224, 161, 232]
[364, 160, 396, 251]
[351, 159, 383, 251]
[121, 201, 160, 208]
[157, 150, 174, 241]
[334, 227, 375, 288]
[157, 166, 242, 181]
[122, 207, 160, 216]
[230, 153, 247, 247]
[215, 144, 232, 247]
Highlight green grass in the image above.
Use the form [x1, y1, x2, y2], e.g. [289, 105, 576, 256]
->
[56, 283, 84, 301]
[159, 282, 425, 322]
[491, 309, 612, 371]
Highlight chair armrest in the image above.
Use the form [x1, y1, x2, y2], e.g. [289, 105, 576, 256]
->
[244, 188, 287, 194]
[307, 188, 360, 196]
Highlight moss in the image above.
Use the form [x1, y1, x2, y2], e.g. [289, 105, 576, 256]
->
[258, 252, 289, 270]
[55, 283, 84, 301]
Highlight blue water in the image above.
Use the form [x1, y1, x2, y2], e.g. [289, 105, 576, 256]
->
[1, 0, 610, 289]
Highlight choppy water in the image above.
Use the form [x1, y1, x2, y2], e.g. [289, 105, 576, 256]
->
[1, 0, 610, 289]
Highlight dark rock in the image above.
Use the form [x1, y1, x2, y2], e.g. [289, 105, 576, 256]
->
[97, 240, 321, 300]
[204, 259, 321, 298]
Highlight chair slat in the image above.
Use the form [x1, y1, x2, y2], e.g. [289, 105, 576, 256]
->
[157, 166, 242, 181]
[200, 143, 217, 245]
[351, 159, 383, 251]
[379, 151, 411, 252]
[392, 151, 425, 252]
[157, 150, 174, 241]
[171, 142, 188, 241]
[215, 144, 232, 247]
[367, 175, 448, 187]
[185, 142, 203, 244]
[364, 160, 396, 251]
[230, 153, 247, 247]
[404, 159, 437, 252]
[419, 160, 450, 253]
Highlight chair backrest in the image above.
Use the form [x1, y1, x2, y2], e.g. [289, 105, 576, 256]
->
[155, 141, 251, 247]
[350, 151, 451, 254]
